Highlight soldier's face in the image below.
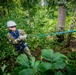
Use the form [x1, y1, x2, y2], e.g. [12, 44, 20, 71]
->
[8, 26, 16, 31]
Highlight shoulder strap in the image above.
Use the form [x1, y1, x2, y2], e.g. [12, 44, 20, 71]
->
[10, 30, 19, 39]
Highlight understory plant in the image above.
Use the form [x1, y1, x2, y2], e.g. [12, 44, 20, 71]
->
[15, 49, 70, 75]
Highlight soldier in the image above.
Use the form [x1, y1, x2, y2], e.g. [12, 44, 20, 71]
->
[6, 20, 32, 57]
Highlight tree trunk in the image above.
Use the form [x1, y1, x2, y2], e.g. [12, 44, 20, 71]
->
[56, 4, 66, 42]
[27, 0, 31, 26]
[6, 0, 10, 14]
[1, 6, 6, 17]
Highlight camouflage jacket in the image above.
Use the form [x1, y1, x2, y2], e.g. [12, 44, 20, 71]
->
[7, 29, 27, 45]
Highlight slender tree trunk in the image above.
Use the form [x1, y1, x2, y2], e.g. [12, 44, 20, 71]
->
[27, 0, 31, 26]
[2, 6, 6, 17]
[6, 0, 10, 14]
[56, 4, 66, 42]
[1, 0, 7, 17]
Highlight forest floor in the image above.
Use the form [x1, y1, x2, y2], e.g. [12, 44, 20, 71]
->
[31, 37, 76, 60]
[0, 36, 76, 73]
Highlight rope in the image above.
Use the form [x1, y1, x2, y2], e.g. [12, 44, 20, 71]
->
[27, 30, 76, 38]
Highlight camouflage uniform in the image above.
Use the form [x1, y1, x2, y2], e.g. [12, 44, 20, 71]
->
[7, 29, 32, 57]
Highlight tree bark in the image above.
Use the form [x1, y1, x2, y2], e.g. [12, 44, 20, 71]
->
[56, 4, 66, 42]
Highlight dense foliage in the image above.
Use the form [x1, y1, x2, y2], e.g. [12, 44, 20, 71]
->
[1, 49, 76, 75]
[0, 0, 76, 75]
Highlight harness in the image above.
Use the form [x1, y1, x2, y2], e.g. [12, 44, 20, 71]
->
[10, 30, 25, 52]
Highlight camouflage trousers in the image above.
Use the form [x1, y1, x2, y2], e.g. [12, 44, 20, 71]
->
[23, 46, 32, 57]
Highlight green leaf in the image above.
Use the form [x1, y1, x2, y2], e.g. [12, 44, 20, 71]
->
[34, 60, 41, 69]
[53, 60, 66, 69]
[16, 54, 29, 67]
[54, 71, 63, 75]
[53, 52, 67, 62]
[18, 68, 35, 75]
[66, 66, 72, 74]
[1, 64, 7, 72]
[42, 49, 54, 61]
[38, 62, 52, 72]
[30, 56, 35, 67]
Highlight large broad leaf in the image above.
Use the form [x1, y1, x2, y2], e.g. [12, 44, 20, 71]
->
[54, 71, 63, 75]
[42, 49, 54, 61]
[28, 57, 41, 73]
[34, 60, 41, 69]
[30, 56, 35, 67]
[53, 60, 66, 69]
[16, 54, 29, 67]
[18, 68, 35, 75]
[38, 62, 52, 72]
[52, 52, 67, 62]
[66, 66, 72, 74]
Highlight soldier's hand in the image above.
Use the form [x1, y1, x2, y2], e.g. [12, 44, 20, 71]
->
[14, 39, 18, 43]
[19, 35, 27, 40]
[15, 38, 21, 43]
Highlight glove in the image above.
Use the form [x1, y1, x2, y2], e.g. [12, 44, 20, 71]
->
[14, 38, 21, 43]
[19, 35, 27, 40]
